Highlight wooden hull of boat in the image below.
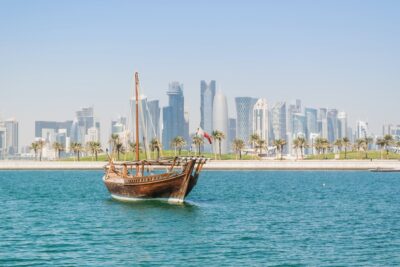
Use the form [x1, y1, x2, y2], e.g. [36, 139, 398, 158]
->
[103, 172, 199, 202]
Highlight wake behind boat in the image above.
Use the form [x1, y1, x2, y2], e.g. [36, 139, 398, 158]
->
[103, 72, 207, 202]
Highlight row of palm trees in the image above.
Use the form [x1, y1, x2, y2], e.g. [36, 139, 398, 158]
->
[30, 140, 102, 161]
[108, 134, 162, 161]
[30, 133, 400, 161]
[231, 134, 400, 160]
[231, 133, 288, 160]
[109, 130, 227, 161]
[312, 135, 400, 160]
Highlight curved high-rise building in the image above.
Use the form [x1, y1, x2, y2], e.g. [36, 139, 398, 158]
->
[213, 90, 229, 154]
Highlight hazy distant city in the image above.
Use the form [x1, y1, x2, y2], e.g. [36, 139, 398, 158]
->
[1, 79, 399, 160]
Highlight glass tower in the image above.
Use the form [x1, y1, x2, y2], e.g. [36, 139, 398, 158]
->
[162, 82, 185, 150]
[235, 97, 258, 143]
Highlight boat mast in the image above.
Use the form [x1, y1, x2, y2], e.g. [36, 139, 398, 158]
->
[135, 72, 140, 161]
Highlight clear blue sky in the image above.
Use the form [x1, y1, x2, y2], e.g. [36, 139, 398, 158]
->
[1, 0, 400, 146]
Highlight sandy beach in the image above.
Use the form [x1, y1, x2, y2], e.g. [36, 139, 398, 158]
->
[0, 160, 400, 170]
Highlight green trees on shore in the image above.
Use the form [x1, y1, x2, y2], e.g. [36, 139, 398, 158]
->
[27, 131, 400, 161]
[273, 139, 286, 160]
[232, 139, 245, 159]
[212, 130, 226, 159]
[293, 136, 307, 159]
[171, 136, 186, 156]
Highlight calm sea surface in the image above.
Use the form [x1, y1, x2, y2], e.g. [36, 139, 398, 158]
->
[1, 170, 400, 266]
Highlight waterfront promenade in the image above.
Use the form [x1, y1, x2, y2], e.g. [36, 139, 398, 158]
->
[0, 160, 399, 170]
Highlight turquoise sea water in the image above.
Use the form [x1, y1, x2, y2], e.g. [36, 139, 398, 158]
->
[1, 170, 400, 266]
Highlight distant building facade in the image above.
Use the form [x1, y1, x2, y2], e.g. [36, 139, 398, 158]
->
[305, 108, 318, 139]
[337, 112, 348, 139]
[162, 82, 186, 150]
[356, 121, 369, 139]
[200, 80, 216, 134]
[252, 98, 269, 144]
[235, 97, 257, 143]
[271, 102, 287, 141]
[213, 90, 229, 154]
[228, 118, 236, 151]
[71, 107, 100, 144]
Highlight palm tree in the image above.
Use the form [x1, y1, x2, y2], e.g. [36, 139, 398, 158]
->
[314, 137, 323, 158]
[249, 133, 260, 150]
[299, 137, 308, 159]
[293, 136, 307, 159]
[30, 142, 40, 161]
[376, 138, 386, 159]
[37, 140, 45, 161]
[149, 138, 161, 160]
[314, 137, 329, 159]
[109, 133, 119, 157]
[232, 139, 245, 159]
[383, 134, 394, 158]
[171, 136, 186, 156]
[273, 139, 286, 160]
[212, 130, 226, 159]
[114, 138, 125, 161]
[342, 137, 351, 159]
[334, 139, 343, 154]
[70, 142, 83, 161]
[52, 142, 64, 159]
[192, 135, 204, 156]
[255, 139, 266, 155]
[321, 139, 330, 159]
[396, 141, 400, 154]
[293, 138, 300, 159]
[355, 139, 364, 159]
[129, 141, 142, 156]
[362, 137, 373, 159]
[87, 141, 102, 161]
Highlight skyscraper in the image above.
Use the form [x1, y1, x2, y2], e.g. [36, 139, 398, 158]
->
[0, 125, 6, 159]
[252, 98, 269, 144]
[327, 109, 338, 143]
[305, 108, 318, 139]
[228, 118, 236, 150]
[356, 121, 369, 139]
[235, 97, 257, 143]
[319, 108, 328, 139]
[71, 107, 100, 144]
[162, 82, 185, 150]
[271, 102, 287, 141]
[337, 112, 348, 139]
[111, 116, 127, 135]
[4, 119, 18, 155]
[132, 97, 161, 146]
[35, 121, 73, 139]
[287, 99, 301, 133]
[292, 113, 307, 138]
[200, 80, 216, 134]
[147, 100, 161, 141]
[213, 90, 229, 154]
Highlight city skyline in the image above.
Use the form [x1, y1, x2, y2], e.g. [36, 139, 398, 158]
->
[1, 1, 400, 147]
[2, 82, 398, 152]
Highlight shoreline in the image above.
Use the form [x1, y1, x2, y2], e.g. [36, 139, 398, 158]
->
[0, 160, 399, 171]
